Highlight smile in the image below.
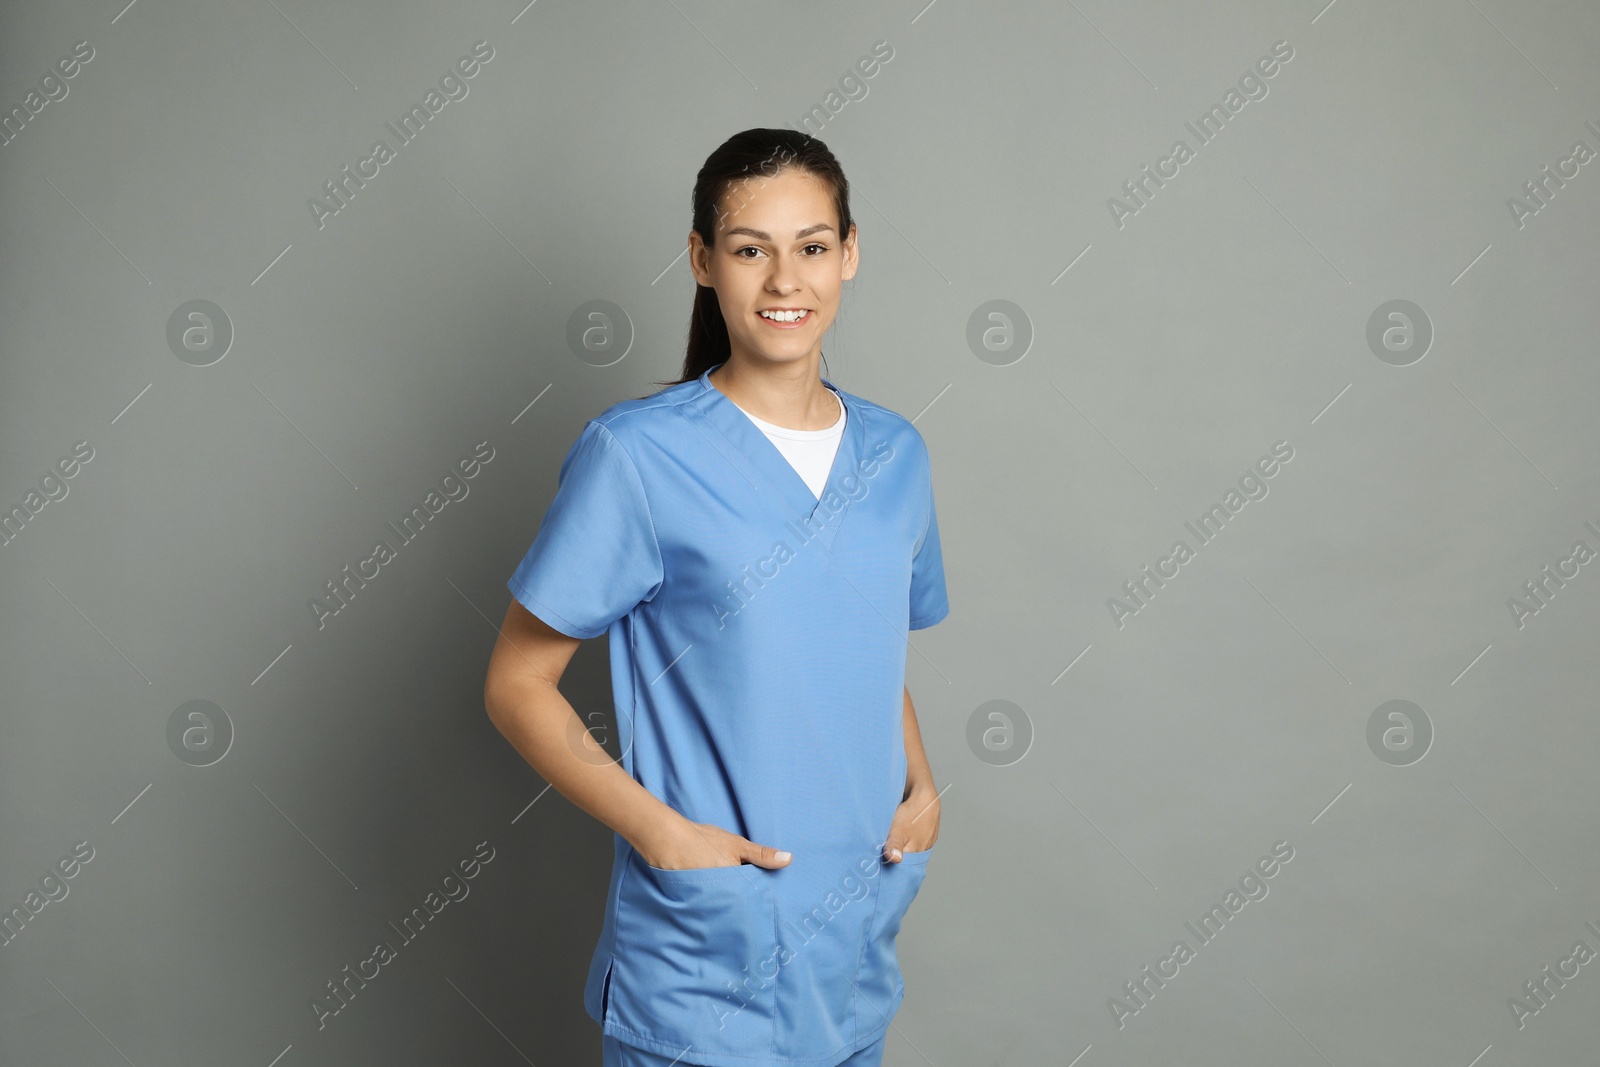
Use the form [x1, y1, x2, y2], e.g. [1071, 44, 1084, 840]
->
[757, 309, 812, 327]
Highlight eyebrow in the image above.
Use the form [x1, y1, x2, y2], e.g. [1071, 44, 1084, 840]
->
[724, 222, 836, 241]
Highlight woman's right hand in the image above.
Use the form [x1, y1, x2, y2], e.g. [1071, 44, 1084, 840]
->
[637, 817, 791, 872]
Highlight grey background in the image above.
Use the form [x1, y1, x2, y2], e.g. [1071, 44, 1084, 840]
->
[2, 0, 1598, 1064]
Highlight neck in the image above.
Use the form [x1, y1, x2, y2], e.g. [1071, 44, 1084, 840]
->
[709, 356, 838, 431]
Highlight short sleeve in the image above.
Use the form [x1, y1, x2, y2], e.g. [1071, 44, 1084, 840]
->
[908, 462, 950, 630]
[507, 421, 664, 639]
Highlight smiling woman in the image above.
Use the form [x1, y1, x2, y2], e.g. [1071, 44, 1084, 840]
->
[485, 128, 949, 1067]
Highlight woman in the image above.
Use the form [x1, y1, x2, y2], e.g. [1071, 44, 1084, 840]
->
[484, 128, 950, 1067]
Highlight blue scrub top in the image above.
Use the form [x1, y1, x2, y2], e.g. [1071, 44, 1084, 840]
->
[507, 361, 950, 1067]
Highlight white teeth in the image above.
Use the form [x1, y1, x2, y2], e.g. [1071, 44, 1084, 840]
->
[759, 309, 808, 322]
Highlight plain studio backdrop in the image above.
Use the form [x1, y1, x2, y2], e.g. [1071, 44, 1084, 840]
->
[3, 0, 1599, 1064]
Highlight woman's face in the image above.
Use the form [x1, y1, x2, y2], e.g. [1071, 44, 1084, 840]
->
[688, 166, 858, 372]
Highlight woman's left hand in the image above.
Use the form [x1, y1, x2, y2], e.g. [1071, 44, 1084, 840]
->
[882, 784, 940, 862]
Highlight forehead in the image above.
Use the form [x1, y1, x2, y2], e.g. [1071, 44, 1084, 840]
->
[716, 167, 834, 235]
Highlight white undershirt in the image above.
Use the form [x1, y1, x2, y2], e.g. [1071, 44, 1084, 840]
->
[731, 389, 846, 500]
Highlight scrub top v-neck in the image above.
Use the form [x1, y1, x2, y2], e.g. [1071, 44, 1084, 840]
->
[507, 361, 950, 1067]
[731, 388, 846, 501]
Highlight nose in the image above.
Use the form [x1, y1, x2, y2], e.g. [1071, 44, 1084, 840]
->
[766, 256, 801, 296]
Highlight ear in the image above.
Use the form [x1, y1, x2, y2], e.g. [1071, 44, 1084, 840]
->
[687, 230, 713, 286]
[840, 222, 860, 282]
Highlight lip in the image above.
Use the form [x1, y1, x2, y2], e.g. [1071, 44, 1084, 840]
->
[756, 309, 812, 329]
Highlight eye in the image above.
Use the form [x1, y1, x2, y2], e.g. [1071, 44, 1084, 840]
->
[732, 243, 828, 259]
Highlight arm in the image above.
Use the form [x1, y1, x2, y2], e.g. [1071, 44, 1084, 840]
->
[884, 685, 941, 861]
[483, 599, 791, 870]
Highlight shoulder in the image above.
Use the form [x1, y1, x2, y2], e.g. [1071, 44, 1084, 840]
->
[575, 377, 703, 455]
[834, 386, 933, 469]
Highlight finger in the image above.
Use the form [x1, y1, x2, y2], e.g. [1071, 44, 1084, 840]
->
[747, 842, 792, 869]
[882, 832, 910, 863]
[686, 821, 742, 866]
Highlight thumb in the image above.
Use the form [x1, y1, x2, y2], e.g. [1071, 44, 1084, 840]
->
[881, 830, 911, 863]
[745, 840, 792, 869]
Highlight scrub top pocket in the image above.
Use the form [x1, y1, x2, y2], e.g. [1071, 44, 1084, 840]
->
[608, 850, 780, 1060]
[854, 847, 932, 1039]
[645, 860, 759, 881]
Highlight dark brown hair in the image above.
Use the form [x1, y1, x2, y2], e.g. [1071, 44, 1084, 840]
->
[653, 128, 853, 389]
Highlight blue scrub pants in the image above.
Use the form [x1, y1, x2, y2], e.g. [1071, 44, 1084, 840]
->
[602, 1032, 888, 1066]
